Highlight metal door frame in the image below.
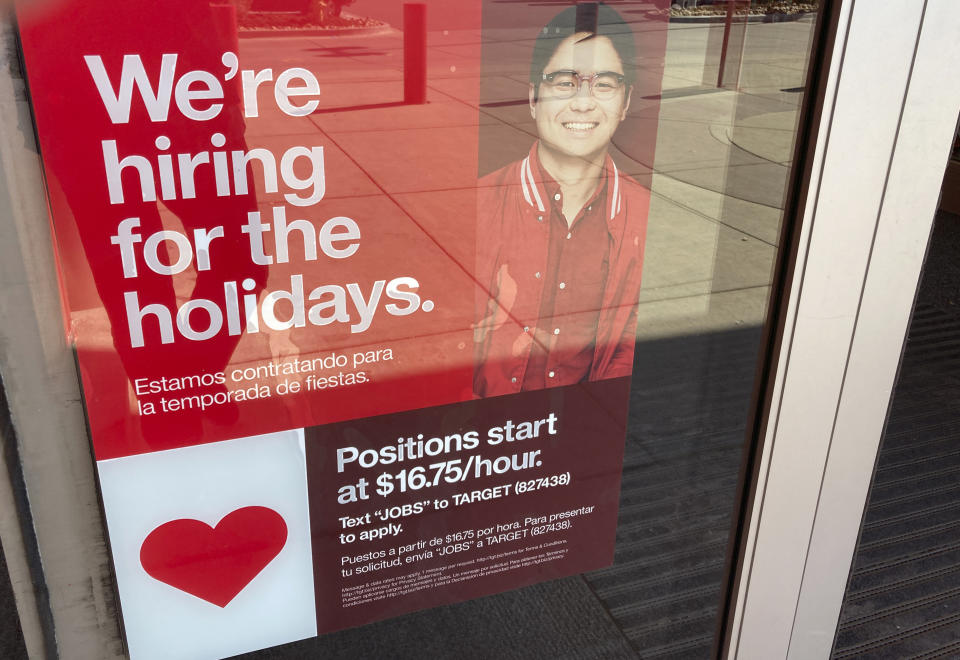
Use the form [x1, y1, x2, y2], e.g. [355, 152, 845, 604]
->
[724, 1, 960, 657]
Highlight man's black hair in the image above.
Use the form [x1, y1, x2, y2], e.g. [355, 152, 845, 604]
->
[529, 2, 636, 100]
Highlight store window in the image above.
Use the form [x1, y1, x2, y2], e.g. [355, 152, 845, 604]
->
[6, 1, 824, 657]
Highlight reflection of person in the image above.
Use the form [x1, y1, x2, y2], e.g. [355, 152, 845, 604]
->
[474, 3, 649, 397]
[20, 0, 268, 446]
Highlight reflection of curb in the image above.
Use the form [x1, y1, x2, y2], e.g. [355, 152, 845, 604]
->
[239, 25, 393, 38]
[669, 12, 816, 24]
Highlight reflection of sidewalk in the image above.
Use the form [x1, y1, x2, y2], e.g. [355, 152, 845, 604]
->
[237, 18, 813, 344]
[636, 21, 815, 339]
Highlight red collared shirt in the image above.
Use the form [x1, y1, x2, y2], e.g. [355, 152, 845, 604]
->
[522, 161, 610, 390]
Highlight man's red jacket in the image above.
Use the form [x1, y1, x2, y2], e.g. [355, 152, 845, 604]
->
[473, 144, 650, 397]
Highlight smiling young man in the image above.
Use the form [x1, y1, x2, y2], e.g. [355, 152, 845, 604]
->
[474, 3, 649, 398]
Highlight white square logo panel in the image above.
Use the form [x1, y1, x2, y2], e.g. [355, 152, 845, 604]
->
[97, 429, 316, 660]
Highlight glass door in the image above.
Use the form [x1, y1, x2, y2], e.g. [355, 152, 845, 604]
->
[0, 1, 883, 658]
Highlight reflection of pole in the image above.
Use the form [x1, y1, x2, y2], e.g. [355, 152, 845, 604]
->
[717, 0, 735, 88]
[404, 3, 427, 105]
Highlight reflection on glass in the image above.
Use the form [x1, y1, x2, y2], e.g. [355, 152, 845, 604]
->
[12, 0, 822, 657]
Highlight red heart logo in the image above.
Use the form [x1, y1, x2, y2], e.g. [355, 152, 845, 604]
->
[140, 506, 287, 607]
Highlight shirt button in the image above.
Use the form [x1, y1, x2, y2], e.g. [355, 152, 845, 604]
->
[559, 282, 566, 289]
[566, 232, 572, 240]
[553, 193, 561, 201]
[523, 326, 530, 333]
[553, 328, 560, 335]
[588, 205, 592, 211]
[537, 215, 543, 223]
[535, 272, 541, 279]
[548, 371, 555, 378]
[511, 377, 517, 383]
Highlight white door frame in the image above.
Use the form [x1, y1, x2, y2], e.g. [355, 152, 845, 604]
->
[727, 1, 960, 657]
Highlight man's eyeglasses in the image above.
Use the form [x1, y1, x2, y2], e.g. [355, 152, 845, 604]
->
[541, 70, 626, 100]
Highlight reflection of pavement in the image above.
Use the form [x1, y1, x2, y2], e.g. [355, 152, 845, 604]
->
[235, 16, 814, 347]
[638, 20, 815, 339]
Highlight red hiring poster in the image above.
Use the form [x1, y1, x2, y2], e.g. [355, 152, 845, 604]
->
[17, 0, 664, 657]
